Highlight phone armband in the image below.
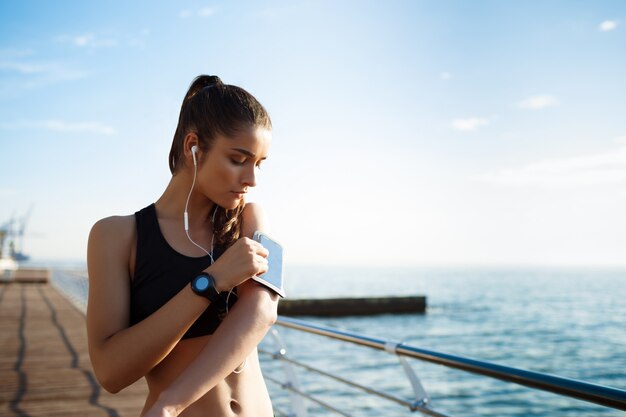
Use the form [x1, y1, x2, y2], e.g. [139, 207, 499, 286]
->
[252, 231, 286, 298]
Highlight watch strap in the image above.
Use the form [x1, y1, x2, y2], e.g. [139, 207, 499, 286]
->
[192, 273, 225, 307]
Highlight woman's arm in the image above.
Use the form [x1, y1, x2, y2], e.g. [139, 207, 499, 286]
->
[86, 215, 212, 393]
[146, 202, 279, 416]
[86, 214, 267, 393]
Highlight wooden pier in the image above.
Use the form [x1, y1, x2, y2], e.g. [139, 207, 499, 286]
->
[0, 269, 147, 417]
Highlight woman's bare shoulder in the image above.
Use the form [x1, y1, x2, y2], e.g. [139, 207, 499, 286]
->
[90, 214, 135, 237]
[88, 214, 136, 255]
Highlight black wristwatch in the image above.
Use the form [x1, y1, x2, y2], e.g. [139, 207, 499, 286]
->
[190, 273, 223, 305]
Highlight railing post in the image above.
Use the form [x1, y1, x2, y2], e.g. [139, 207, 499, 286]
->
[269, 327, 309, 417]
[384, 340, 431, 412]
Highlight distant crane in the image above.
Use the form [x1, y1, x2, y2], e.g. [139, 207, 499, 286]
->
[0, 224, 6, 258]
[13, 205, 33, 260]
[0, 205, 34, 261]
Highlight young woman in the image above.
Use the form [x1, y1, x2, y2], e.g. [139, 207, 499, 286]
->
[86, 75, 278, 417]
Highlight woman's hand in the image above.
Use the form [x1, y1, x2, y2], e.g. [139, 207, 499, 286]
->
[207, 237, 269, 292]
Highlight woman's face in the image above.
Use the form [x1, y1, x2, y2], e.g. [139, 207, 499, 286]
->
[196, 126, 271, 209]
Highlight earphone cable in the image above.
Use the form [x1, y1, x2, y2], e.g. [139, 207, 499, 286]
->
[184, 154, 215, 264]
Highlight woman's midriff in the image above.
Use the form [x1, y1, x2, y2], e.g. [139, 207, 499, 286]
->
[140, 334, 274, 417]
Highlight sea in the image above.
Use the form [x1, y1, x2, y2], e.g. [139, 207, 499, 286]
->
[38, 260, 626, 417]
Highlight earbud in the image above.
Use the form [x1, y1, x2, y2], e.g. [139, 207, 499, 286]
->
[191, 145, 198, 166]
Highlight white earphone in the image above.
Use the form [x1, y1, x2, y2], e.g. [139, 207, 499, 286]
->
[191, 145, 198, 166]
[184, 144, 214, 261]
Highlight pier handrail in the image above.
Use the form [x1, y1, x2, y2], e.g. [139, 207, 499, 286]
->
[274, 316, 626, 412]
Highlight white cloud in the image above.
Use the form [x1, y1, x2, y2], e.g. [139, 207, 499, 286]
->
[599, 20, 618, 32]
[615, 136, 626, 144]
[0, 50, 52, 75]
[179, 9, 192, 18]
[56, 33, 117, 48]
[451, 117, 490, 132]
[0, 120, 116, 135]
[0, 60, 57, 74]
[199, 7, 216, 17]
[74, 34, 94, 47]
[0, 54, 87, 93]
[440, 71, 452, 80]
[517, 95, 559, 110]
[473, 145, 626, 187]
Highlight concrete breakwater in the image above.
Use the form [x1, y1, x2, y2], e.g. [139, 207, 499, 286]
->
[278, 295, 427, 316]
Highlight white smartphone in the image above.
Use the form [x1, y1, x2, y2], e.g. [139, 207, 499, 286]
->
[252, 231, 286, 298]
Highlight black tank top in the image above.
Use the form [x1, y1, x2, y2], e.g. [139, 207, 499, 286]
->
[130, 203, 237, 339]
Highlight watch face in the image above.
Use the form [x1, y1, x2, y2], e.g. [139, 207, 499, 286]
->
[195, 276, 210, 291]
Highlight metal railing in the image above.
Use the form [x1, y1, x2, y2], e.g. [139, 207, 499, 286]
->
[260, 316, 626, 416]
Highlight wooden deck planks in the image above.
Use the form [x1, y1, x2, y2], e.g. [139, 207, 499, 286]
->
[0, 281, 148, 417]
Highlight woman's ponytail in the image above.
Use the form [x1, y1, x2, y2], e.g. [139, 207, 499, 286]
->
[184, 75, 223, 102]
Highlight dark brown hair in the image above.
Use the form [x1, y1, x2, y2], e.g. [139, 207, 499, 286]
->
[169, 75, 272, 248]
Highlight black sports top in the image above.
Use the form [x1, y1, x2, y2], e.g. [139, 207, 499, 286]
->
[130, 203, 237, 339]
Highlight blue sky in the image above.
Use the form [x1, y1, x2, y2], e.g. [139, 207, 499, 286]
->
[1, 1, 625, 267]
